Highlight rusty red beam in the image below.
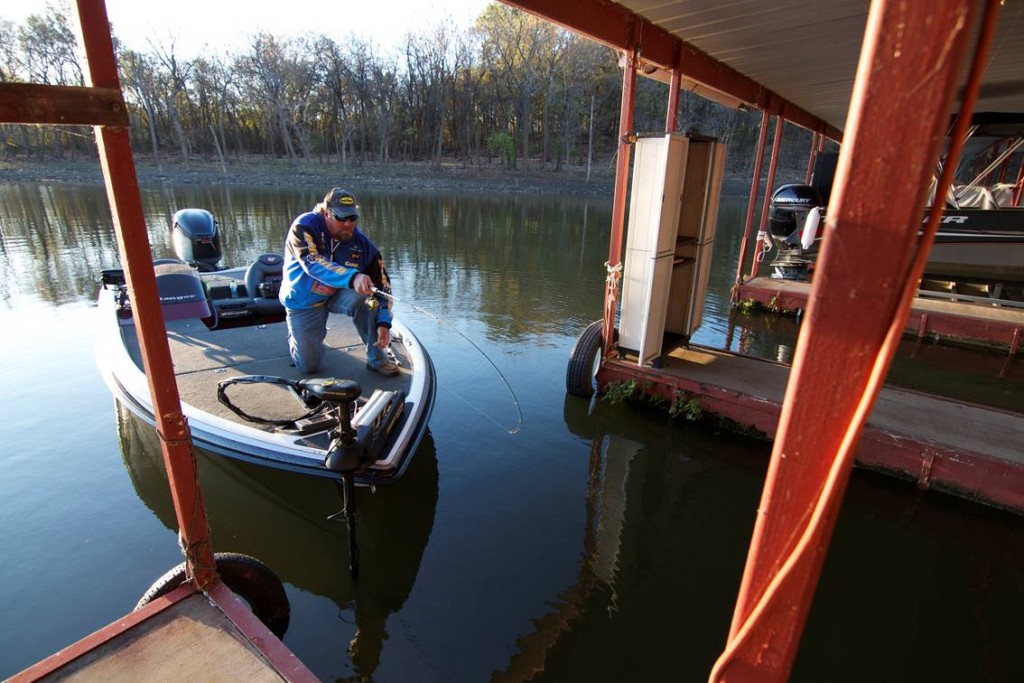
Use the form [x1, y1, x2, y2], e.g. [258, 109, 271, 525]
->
[1014, 155, 1024, 206]
[733, 109, 771, 294]
[712, 1, 987, 680]
[76, 0, 217, 588]
[804, 132, 820, 184]
[501, 0, 842, 140]
[0, 83, 128, 127]
[602, 46, 638, 357]
[666, 59, 682, 132]
[749, 117, 785, 278]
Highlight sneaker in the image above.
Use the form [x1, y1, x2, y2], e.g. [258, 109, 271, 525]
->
[367, 360, 400, 376]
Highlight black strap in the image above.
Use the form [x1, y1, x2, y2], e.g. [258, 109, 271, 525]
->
[216, 375, 325, 427]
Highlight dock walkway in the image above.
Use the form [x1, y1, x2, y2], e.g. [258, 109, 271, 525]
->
[601, 344, 1024, 513]
[10, 582, 316, 682]
[737, 276, 1024, 350]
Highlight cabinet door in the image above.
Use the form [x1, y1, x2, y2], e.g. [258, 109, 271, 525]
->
[624, 137, 670, 254]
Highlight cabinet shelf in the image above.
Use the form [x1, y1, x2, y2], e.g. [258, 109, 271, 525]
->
[673, 256, 696, 267]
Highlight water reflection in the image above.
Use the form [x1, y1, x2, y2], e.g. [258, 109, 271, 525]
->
[486, 396, 766, 681]
[115, 402, 438, 679]
[0, 183, 612, 337]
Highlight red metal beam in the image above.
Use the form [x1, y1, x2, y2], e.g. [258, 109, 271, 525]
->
[1014, 155, 1024, 207]
[0, 83, 128, 126]
[712, 1, 988, 680]
[76, 0, 218, 588]
[732, 109, 771, 294]
[502, 0, 842, 140]
[749, 117, 785, 278]
[804, 132, 820, 184]
[602, 46, 638, 357]
[665, 46, 682, 132]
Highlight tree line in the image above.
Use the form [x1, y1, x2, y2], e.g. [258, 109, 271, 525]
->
[1, 1, 814, 177]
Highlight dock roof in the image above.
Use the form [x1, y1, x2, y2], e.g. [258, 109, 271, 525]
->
[505, 0, 1024, 136]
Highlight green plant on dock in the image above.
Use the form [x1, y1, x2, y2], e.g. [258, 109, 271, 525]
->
[736, 298, 758, 314]
[669, 391, 703, 422]
[601, 380, 667, 408]
[601, 379, 638, 404]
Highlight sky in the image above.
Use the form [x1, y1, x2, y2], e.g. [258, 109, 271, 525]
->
[4, 0, 495, 57]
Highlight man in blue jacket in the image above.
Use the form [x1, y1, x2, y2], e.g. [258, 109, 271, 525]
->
[279, 188, 398, 375]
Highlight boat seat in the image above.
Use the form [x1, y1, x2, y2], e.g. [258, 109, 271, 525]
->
[154, 260, 211, 321]
[244, 253, 285, 317]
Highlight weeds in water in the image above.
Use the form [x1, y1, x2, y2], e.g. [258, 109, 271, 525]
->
[736, 298, 758, 314]
[601, 380, 666, 408]
[600, 381, 770, 441]
[669, 391, 703, 421]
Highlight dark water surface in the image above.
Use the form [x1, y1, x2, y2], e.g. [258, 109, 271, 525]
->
[1, 181, 1022, 681]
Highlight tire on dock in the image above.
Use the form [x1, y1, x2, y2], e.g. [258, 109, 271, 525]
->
[566, 320, 604, 398]
[135, 552, 290, 638]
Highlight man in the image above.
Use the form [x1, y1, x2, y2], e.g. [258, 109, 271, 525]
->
[279, 188, 399, 376]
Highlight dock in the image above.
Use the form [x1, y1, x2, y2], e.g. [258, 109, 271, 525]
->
[600, 344, 1024, 513]
[9, 582, 316, 682]
[737, 276, 1024, 351]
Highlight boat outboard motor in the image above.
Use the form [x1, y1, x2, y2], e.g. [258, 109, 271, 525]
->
[172, 208, 223, 272]
[766, 184, 824, 280]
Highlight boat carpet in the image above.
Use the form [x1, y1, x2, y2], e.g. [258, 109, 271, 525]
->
[123, 314, 414, 430]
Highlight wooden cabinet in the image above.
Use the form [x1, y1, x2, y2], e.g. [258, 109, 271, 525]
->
[619, 133, 727, 365]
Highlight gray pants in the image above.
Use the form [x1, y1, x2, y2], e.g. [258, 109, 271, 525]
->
[285, 288, 386, 373]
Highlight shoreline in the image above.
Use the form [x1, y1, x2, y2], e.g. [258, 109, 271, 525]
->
[0, 156, 760, 197]
[0, 157, 619, 197]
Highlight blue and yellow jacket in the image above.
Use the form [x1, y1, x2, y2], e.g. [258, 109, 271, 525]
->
[279, 209, 393, 328]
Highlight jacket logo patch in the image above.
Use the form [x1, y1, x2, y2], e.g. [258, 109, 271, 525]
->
[311, 281, 336, 296]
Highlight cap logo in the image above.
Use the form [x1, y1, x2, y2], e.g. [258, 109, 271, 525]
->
[339, 196, 355, 206]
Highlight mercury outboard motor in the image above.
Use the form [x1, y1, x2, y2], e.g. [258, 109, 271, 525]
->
[765, 184, 824, 280]
[172, 208, 223, 272]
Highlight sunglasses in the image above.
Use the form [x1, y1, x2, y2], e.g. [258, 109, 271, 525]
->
[333, 214, 357, 223]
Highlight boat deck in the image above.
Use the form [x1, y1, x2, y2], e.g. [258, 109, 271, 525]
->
[600, 344, 1024, 512]
[125, 313, 414, 427]
[737, 276, 1024, 350]
[10, 583, 316, 682]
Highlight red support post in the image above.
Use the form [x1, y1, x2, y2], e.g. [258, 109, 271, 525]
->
[601, 47, 638, 357]
[76, 0, 217, 588]
[666, 47, 682, 133]
[732, 109, 771, 294]
[711, 1, 991, 681]
[1014, 156, 1024, 207]
[804, 132, 820, 184]
[750, 116, 785, 278]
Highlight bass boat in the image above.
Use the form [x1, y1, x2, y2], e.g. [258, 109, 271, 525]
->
[97, 208, 436, 484]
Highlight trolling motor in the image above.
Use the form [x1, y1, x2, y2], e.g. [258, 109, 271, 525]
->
[301, 379, 369, 579]
[764, 184, 824, 280]
[217, 374, 405, 578]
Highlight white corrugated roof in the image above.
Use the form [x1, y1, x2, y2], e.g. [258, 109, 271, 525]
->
[616, 0, 1024, 132]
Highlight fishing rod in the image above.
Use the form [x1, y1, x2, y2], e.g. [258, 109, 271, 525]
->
[371, 286, 523, 435]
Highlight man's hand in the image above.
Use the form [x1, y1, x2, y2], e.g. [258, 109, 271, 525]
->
[352, 273, 373, 296]
[375, 326, 391, 349]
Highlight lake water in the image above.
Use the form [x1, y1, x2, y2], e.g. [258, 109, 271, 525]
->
[1, 180, 1022, 681]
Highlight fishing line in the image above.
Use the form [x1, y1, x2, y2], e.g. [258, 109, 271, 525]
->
[372, 287, 523, 435]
